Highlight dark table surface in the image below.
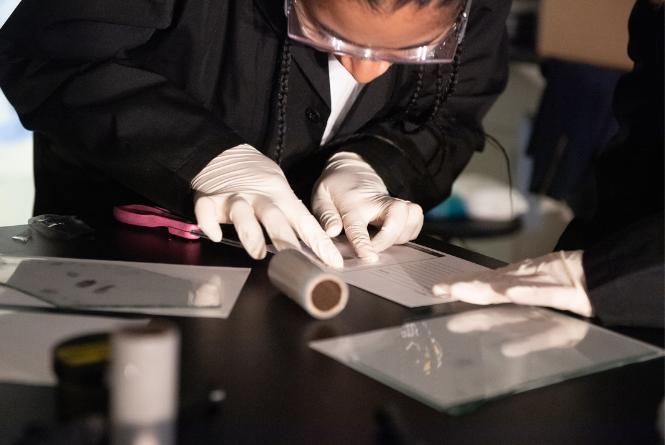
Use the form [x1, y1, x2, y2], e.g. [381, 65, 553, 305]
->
[0, 223, 663, 445]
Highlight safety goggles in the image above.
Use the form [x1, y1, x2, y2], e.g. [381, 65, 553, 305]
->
[286, 0, 472, 64]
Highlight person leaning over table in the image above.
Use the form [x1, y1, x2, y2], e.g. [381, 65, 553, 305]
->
[0, 0, 509, 267]
[433, 0, 664, 329]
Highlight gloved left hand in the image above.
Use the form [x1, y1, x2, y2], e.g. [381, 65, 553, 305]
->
[432, 250, 594, 317]
[192, 145, 343, 268]
[311, 152, 424, 264]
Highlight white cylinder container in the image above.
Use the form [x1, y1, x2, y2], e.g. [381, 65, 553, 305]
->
[109, 321, 180, 445]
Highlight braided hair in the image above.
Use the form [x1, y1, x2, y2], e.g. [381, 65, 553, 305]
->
[398, 42, 463, 134]
[274, 39, 292, 166]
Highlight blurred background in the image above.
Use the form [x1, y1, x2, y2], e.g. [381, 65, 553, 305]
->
[0, 0, 33, 228]
[423, 0, 633, 262]
[0, 0, 636, 262]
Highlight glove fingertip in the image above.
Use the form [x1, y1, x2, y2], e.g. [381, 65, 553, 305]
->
[371, 237, 393, 254]
[326, 224, 342, 237]
[310, 234, 344, 268]
[329, 250, 344, 269]
[200, 224, 222, 243]
[322, 216, 343, 237]
[350, 237, 379, 265]
[255, 246, 267, 260]
[359, 251, 379, 265]
[247, 244, 267, 260]
[432, 284, 454, 301]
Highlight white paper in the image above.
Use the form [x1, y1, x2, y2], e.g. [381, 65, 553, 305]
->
[269, 238, 488, 308]
[0, 311, 148, 386]
[0, 256, 251, 318]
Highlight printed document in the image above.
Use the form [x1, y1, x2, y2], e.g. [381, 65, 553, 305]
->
[270, 238, 488, 307]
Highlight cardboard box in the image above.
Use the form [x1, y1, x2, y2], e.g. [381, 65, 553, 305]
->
[537, 0, 634, 70]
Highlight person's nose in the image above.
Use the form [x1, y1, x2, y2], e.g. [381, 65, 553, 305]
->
[339, 56, 392, 83]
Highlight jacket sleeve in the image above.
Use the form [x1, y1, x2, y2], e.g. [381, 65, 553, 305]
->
[330, 0, 511, 211]
[0, 0, 245, 216]
[558, 0, 664, 328]
[583, 212, 664, 328]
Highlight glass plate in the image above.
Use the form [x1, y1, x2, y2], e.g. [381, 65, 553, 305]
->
[309, 306, 664, 414]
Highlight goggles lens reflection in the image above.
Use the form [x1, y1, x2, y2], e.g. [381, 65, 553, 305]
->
[286, 0, 471, 64]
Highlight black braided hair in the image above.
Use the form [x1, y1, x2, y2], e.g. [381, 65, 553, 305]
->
[397, 65, 425, 123]
[274, 39, 292, 166]
[399, 42, 463, 134]
[430, 42, 463, 122]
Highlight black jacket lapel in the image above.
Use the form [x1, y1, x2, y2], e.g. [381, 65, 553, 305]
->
[334, 66, 397, 137]
[289, 41, 331, 108]
[254, 0, 331, 107]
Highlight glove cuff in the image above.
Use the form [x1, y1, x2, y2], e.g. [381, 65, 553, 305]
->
[560, 250, 594, 317]
[324, 152, 388, 190]
[326, 152, 377, 172]
[191, 144, 283, 193]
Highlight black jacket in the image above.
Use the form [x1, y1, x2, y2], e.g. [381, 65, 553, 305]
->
[556, 0, 664, 328]
[0, 0, 510, 226]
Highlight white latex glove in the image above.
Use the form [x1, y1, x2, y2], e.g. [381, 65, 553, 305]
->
[191, 145, 343, 268]
[311, 152, 424, 264]
[432, 250, 594, 317]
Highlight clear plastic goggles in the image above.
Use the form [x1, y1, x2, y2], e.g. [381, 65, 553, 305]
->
[286, 0, 472, 64]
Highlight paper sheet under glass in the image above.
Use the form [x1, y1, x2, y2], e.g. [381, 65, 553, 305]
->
[309, 306, 665, 414]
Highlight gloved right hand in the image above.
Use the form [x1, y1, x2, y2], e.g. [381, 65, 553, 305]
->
[311, 152, 424, 265]
[191, 145, 343, 268]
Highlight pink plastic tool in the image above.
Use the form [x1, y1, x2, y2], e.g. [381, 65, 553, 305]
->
[113, 204, 244, 248]
[113, 204, 209, 240]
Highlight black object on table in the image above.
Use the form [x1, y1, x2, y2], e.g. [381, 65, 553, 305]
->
[0, 223, 662, 445]
[421, 216, 523, 240]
